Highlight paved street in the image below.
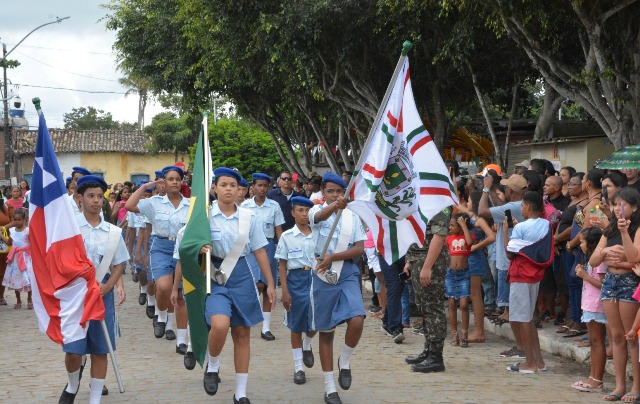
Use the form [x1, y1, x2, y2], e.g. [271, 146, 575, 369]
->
[0, 275, 611, 403]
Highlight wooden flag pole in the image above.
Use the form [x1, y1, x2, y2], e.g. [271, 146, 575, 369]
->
[318, 41, 413, 261]
[101, 320, 125, 393]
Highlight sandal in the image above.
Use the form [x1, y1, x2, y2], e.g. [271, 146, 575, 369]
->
[603, 393, 622, 401]
[27, 302, 33, 310]
[13, 303, 21, 309]
[622, 393, 640, 402]
[563, 329, 588, 338]
[460, 330, 469, 348]
[570, 377, 603, 393]
[577, 340, 591, 348]
[450, 330, 459, 346]
[0, 299, 6, 306]
[556, 325, 571, 333]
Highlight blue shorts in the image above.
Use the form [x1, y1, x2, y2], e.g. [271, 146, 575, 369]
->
[600, 272, 640, 303]
[284, 269, 313, 333]
[205, 257, 263, 327]
[311, 261, 365, 331]
[246, 238, 278, 286]
[582, 310, 607, 324]
[445, 268, 470, 299]
[469, 250, 489, 277]
[131, 238, 147, 273]
[149, 236, 177, 281]
[63, 274, 116, 355]
[497, 270, 510, 307]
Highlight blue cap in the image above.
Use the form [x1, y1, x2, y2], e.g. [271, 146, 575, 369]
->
[139, 180, 150, 187]
[65, 176, 72, 183]
[72, 166, 91, 176]
[76, 175, 108, 191]
[239, 178, 249, 188]
[154, 170, 163, 179]
[162, 165, 185, 179]
[291, 196, 314, 208]
[252, 173, 272, 183]
[322, 172, 347, 189]
[213, 167, 241, 183]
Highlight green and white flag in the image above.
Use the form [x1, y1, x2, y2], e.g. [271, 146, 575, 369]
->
[178, 113, 212, 367]
[347, 59, 458, 264]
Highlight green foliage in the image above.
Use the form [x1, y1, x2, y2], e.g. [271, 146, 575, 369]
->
[63, 106, 133, 130]
[145, 112, 196, 155]
[206, 117, 282, 178]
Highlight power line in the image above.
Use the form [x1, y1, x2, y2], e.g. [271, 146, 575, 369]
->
[14, 50, 119, 82]
[13, 83, 128, 94]
[4, 43, 112, 55]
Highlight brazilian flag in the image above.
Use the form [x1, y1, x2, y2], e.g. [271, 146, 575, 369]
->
[178, 112, 212, 367]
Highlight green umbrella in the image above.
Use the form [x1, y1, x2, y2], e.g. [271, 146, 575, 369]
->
[596, 144, 640, 169]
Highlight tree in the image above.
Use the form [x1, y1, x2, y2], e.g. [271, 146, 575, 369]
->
[63, 106, 120, 130]
[145, 112, 197, 161]
[119, 73, 151, 132]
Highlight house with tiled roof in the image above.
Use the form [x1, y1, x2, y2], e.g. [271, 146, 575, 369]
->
[13, 129, 190, 185]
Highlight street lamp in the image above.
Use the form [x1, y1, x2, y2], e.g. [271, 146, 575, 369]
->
[2, 16, 70, 179]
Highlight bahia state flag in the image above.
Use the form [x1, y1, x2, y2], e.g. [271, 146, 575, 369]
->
[178, 113, 212, 368]
[347, 58, 458, 264]
[28, 111, 105, 345]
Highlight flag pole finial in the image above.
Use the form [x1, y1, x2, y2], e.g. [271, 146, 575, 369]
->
[402, 41, 413, 56]
[32, 97, 42, 114]
[203, 111, 209, 119]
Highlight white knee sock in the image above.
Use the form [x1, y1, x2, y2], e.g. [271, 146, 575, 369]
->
[166, 312, 176, 331]
[157, 310, 168, 323]
[323, 371, 336, 394]
[235, 373, 248, 399]
[339, 345, 355, 370]
[89, 378, 105, 404]
[302, 334, 313, 350]
[292, 348, 303, 372]
[65, 369, 80, 394]
[187, 326, 193, 352]
[177, 328, 187, 346]
[262, 312, 271, 333]
[147, 294, 156, 306]
[207, 353, 220, 373]
[140, 285, 147, 293]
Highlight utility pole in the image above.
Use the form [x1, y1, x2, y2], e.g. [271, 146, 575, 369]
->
[3, 43, 9, 179]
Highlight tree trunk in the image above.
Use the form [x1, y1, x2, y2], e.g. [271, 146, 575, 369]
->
[469, 62, 503, 168]
[337, 120, 352, 172]
[503, 76, 521, 172]
[534, 81, 563, 141]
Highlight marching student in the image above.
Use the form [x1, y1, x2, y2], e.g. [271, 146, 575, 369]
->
[59, 175, 129, 404]
[275, 196, 318, 384]
[201, 167, 276, 404]
[125, 166, 189, 343]
[68, 166, 91, 214]
[241, 173, 286, 341]
[309, 172, 366, 404]
[127, 184, 152, 304]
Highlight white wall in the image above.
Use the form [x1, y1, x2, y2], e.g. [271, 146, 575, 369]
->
[57, 154, 82, 179]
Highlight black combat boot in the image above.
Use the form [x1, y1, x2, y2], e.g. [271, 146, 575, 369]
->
[405, 347, 429, 365]
[411, 351, 445, 373]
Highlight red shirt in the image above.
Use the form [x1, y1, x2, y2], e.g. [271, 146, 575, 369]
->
[446, 233, 475, 257]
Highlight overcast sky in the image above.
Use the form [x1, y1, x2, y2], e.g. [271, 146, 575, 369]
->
[2, 0, 165, 129]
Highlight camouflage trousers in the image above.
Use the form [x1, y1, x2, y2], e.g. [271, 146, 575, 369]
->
[407, 250, 448, 353]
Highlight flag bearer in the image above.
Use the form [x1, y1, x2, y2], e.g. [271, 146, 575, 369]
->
[125, 166, 189, 344]
[201, 167, 276, 404]
[309, 173, 366, 404]
[241, 173, 285, 341]
[275, 196, 318, 385]
[59, 175, 129, 404]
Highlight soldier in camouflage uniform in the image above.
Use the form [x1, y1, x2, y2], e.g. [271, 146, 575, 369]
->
[404, 207, 452, 373]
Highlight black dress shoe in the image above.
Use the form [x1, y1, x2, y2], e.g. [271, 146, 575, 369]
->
[153, 315, 158, 327]
[165, 329, 176, 340]
[324, 392, 342, 404]
[102, 385, 108, 396]
[261, 331, 275, 341]
[154, 321, 166, 338]
[293, 370, 306, 384]
[411, 352, 445, 373]
[337, 357, 351, 390]
[138, 292, 147, 306]
[203, 369, 220, 396]
[184, 351, 196, 370]
[302, 347, 314, 368]
[146, 305, 155, 319]
[405, 349, 429, 365]
[233, 396, 251, 404]
[176, 343, 187, 355]
[59, 387, 77, 404]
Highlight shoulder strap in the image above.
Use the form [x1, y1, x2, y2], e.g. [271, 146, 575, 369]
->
[315, 209, 353, 284]
[96, 225, 123, 282]
[217, 207, 252, 282]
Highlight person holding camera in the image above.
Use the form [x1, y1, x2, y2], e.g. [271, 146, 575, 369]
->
[478, 172, 526, 357]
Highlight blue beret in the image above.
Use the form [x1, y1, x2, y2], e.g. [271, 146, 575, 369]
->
[213, 167, 241, 183]
[322, 172, 347, 188]
[65, 176, 72, 183]
[76, 175, 108, 191]
[252, 173, 272, 183]
[72, 166, 91, 176]
[291, 196, 314, 208]
[162, 165, 185, 179]
[239, 178, 249, 188]
[154, 170, 163, 179]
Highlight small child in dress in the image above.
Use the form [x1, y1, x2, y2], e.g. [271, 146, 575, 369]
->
[0, 208, 32, 309]
[571, 226, 606, 393]
[445, 213, 475, 348]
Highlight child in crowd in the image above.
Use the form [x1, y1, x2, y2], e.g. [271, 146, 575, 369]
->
[364, 230, 385, 320]
[445, 213, 475, 348]
[0, 208, 32, 309]
[505, 191, 553, 374]
[571, 227, 606, 393]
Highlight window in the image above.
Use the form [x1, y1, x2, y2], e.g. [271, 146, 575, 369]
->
[22, 174, 33, 186]
[92, 172, 105, 179]
[130, 174, 150, 186]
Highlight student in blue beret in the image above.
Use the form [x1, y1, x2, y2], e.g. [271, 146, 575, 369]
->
[241, 173, 286, 341]
[68, 167, 92, 215]
[275, 195, 318, 385]
[235, 177, 250, 206]
[308, 172, 366, 404]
